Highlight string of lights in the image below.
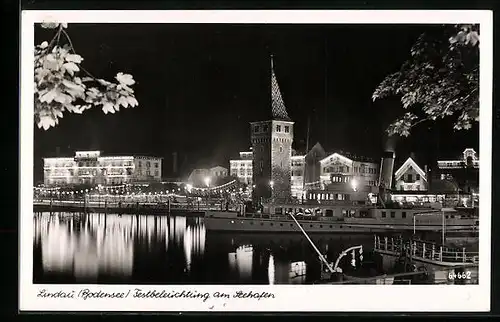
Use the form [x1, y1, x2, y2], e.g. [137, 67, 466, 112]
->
[33, 180, 241, 195]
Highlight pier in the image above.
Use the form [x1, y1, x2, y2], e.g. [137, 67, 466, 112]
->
[373, 235, 479, 284]
[374, 235, 479, 266]
[32, 198, 235, 216]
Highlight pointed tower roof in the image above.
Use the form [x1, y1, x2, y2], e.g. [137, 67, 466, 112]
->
[270, 56, 292, 121]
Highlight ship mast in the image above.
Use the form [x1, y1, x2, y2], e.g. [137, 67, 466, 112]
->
[302, 115, 311, 201]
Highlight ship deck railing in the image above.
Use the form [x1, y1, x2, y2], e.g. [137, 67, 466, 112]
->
[374, 235, 479, 265]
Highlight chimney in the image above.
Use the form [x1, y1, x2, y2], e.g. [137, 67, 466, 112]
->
[378, 151, 395, 190]
[172, 152, 178, 174]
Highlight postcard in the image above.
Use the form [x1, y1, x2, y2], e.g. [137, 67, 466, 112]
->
[20, 9, 492, 312]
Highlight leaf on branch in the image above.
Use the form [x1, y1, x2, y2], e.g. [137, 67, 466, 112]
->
[54, 92, 73, 104]
[40, 22, 60, 29]
[116, 72, 135, 86]
[117, 96, 129, 108]
[98, 79, 112, 86]
[85, 87, 100, 100]
[62, 62, 80, 76]
[102, 102, 115, 114]
[466, 31, 480, 46]
[38, 114, 57, 130]
[39, 89, 58, 104]
[127, 96, 139, 107]
[65, 54, 83, 64]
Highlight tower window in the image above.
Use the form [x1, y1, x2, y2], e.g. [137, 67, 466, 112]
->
[254, 125, 260, 133]
[279, 146, 283, 153]
[285, 126, 290, 133]
[263, 125, 268, 132]
[276, 125, 281, 132]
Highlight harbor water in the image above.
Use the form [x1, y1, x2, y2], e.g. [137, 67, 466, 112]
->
[33, 212, 379, 284]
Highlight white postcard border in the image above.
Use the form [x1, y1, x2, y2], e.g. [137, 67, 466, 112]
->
[20, 10, 493, 312]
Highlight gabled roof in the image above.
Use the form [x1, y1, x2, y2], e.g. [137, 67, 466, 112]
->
[319, 152, 354, 165]
[394, 157, 427, 181]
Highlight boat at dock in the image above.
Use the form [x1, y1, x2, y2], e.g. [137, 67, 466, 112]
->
[204, 202, 478, 234]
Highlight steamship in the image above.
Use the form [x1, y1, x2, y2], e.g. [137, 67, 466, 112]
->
[205, 152, 479, 234]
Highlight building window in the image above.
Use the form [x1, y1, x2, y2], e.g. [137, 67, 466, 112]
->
[407, 174, 413, 182]
[276, 125, 281, 132]
[279, 146, 283, 153]
[155, 163, 159, 168]
[390, 211, 395, 218]
[254, 125, 260, 133]
[402, 212, 407, 218]
[284, 126, 289, 133]
[416, 174, 420, 180]
[155, 170, 159, 176]
[381, 211, 386, 218]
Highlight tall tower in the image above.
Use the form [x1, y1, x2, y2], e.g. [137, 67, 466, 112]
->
[251, 56, 294, 203]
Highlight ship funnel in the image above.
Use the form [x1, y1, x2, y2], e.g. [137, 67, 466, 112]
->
[378, 151, 395, 190]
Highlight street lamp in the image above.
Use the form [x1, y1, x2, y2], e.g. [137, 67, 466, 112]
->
[351, 178, 358, 192]
[204, 177, 211, 209]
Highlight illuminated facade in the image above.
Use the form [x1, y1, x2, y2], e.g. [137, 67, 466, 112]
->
[188, 166, 229, 187]
[43, 150, 162, 186]
[319, 152, 379, 188]
[436, 148, 479, 195]
[394, 157, 428, 191]
[290, 155, 305, 198]
[437, 148, 479, 170]
[229, 151, 253, 185]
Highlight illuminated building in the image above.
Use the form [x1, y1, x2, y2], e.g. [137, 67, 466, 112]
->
[43, 150, 163, 186]
[304, 152, 379, 204]
[251, 56, 294, 202]
[393, 157, 428, 191]
[389, 149, 479, 207]
[437, 148, 479, 170]
[290, 155, 305, 198]
[187, 166, 229, 187]
[229, 151, 253, 185]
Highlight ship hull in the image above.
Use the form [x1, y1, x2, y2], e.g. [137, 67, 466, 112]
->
[204, 213, 476, 234]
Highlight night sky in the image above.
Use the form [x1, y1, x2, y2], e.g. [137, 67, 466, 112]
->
[33, 23, 479, 182]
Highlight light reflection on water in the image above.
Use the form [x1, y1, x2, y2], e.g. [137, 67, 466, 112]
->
[33, 212, 376, 284]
